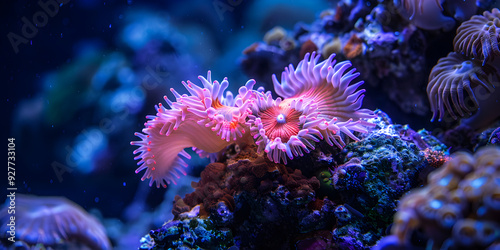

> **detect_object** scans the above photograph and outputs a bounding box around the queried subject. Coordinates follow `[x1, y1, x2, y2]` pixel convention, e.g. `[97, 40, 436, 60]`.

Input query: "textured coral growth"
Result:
[390, 147, 500, 249]
[343, 34, 364, 59]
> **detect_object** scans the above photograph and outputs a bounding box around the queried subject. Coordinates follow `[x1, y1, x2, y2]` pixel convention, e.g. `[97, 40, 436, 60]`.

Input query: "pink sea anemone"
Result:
[247, 52, 375, 163]
[0, 194, 111, 249]
[247, 90, 323, 164]
[454, 8, 500, 64]
[133, 53, 375, 186]
[131, 71, 255, 188]
[426, 52, 497, 121]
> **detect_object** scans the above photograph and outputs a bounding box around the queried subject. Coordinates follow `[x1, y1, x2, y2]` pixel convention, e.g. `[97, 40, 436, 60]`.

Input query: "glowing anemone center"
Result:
[260, 105, 301, 143]
[276, 113, 286, 123]
[453, 61, 473, 74]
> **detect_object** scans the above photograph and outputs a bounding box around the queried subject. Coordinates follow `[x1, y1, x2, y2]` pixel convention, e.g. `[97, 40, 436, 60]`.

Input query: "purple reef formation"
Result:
[241, 0, 499, 122]
[131, 2, 500, 250]
[138, 110, 450, 249]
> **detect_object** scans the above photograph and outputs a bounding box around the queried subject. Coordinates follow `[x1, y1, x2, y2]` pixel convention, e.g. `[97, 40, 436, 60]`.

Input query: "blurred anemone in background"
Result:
[0, 194, 111, 249]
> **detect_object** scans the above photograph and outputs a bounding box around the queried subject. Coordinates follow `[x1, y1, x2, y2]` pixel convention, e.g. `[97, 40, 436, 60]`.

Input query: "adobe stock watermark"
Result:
[7, 0, 70, 54]
[213, 0, 243, 21]
[51, 64, 170, 183]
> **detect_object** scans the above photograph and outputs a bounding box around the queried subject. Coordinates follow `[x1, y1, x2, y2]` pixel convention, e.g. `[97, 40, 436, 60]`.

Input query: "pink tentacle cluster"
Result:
[247, 52, 375, 163]
[132, 52, 375, 187]
[247, 90, 323, 164]
[131, 71, 256, 188]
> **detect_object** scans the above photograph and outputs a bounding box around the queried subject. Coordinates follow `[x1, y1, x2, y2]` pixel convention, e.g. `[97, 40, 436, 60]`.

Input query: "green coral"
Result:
[324, 111, 448, 248]
[140, 216, 234, 250]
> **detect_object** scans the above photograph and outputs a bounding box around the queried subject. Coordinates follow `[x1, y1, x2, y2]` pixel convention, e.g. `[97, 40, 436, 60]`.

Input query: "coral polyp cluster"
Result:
[132, 52, 375, 187]
[381, 147, 500, 249]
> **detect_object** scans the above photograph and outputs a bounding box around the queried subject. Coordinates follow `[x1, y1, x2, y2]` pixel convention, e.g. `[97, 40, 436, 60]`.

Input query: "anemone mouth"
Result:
[259, 104, 302, 143]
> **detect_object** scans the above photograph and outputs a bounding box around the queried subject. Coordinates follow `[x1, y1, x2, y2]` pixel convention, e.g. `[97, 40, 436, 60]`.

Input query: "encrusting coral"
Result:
[376, 146, 500, 249]
[343, 34, 364, 59]
[132, 52, 375, 188]
[140, 211, 234, 250]
[140, 110, 449, 249]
